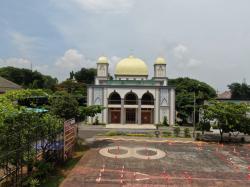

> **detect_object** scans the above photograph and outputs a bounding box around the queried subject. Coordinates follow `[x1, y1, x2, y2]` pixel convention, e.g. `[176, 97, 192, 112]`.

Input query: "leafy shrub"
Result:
[126, 133, 153, 137]
[162, 116, 169, 126]
[195, 132, 201, 141]
[211, 124, 218, 129]
[198, 122, 211, 131]
[49, 92, 79, 119]
[184, 128, 191, 138]
[105, 131, 125, 136]
[23, 177, 40, 187]
[33, 161, 54, 180]
[173, 127, 181, 137]
[162, 131, 172, 137]
[94, 116, 99, 125]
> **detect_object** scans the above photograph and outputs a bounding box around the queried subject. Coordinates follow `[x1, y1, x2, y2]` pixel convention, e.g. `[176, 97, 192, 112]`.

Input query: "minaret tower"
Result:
[95, 56, 109, 85]
[154, 57, 167, 85]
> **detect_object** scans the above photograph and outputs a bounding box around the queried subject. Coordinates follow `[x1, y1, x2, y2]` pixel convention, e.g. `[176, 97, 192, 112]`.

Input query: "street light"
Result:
[193, 92, 196, 138]
[193, 84, 201, 138]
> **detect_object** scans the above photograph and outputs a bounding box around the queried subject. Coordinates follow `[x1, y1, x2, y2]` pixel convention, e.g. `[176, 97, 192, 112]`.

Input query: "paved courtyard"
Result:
[61, 139, 250, 187]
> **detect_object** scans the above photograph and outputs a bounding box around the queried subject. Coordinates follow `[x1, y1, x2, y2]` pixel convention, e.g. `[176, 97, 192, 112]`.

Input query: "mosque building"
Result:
[87, 55, 175, 128]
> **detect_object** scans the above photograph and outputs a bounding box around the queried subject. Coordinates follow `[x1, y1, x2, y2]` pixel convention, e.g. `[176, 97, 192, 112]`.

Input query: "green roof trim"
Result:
[107, 80, 156, 86]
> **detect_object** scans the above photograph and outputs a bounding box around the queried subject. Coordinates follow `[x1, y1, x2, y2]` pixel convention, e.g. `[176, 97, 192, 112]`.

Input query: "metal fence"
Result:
[0, 123, 64, 187]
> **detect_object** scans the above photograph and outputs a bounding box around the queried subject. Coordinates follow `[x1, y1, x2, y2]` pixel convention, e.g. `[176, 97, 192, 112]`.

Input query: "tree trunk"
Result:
[219, 129, 223, 142]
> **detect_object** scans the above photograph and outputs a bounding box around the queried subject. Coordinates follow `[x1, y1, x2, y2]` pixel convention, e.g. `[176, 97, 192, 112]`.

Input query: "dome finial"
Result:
[155, 57, 166, 64]
[129, 48, 134, 58]
[97, 56, 108, 64]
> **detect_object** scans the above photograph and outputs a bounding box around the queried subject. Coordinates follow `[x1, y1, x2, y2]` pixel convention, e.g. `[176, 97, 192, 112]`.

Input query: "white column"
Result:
[121, 99, 125, 124]
[138, 99, 141, 124]
[103, 88, 108, 124]
[170, 89, 176, 126]
[88, 88, 93, 124]
[154, 89, 159, 124]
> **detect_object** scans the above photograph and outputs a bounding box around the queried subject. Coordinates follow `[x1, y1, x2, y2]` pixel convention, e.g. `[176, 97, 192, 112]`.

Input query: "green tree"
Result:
[0, 110, 62, 175]
[74, 68, 97, 84]
[78, 105, 104, 122]
[56, 79, 86, 96]
[169, 77, 216, 124]
[203, 101, 250, 142]
[0, 66, 58, 90]
[0, 89, 63, 178]
[49, 92, 79, 119]
[228, 82, 250, 100]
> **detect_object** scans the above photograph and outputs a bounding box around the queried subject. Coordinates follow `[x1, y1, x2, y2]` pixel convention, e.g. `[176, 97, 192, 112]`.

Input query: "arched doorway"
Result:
[108, 92, 121, 124]
[141, 92, 154, 124]
[125, 92, 138, 124]
[108, 91, 121, 104]
[124, 92, 138, 105]
[141, 92, 154, 105]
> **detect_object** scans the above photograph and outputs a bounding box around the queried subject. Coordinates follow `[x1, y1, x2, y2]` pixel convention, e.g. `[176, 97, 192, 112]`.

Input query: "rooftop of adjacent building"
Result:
[0, 76, 22, 93]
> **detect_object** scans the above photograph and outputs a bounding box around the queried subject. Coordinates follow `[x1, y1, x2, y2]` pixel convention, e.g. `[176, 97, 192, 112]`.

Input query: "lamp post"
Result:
[193, 92, 196, 138]
[193, 84, 201, 138]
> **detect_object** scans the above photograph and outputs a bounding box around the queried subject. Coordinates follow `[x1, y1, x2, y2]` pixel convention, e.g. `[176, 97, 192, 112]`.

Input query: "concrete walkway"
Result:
[106, 124, 156, 129]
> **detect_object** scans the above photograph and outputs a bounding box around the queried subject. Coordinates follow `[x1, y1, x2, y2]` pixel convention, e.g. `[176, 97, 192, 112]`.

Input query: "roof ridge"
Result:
[0, 76, 22, 89]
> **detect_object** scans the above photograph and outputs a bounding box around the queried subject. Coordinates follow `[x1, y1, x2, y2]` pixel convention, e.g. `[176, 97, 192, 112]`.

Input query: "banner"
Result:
[63, 118, 77, 161]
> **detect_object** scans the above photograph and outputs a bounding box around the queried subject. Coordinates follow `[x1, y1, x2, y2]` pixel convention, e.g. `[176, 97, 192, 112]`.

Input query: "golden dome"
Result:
[115, 56, 148, 76]
[155, 57, 166, 65]
[97, 56, 108, 64]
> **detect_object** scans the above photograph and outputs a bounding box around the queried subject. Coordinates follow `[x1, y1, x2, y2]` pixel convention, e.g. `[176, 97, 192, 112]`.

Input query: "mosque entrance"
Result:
[109, 108, 121, 124]
[126, 108, 136, 124]
[141, 108, 154, 124]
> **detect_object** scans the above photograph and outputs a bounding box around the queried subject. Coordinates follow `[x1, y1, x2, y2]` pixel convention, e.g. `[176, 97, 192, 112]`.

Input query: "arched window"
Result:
[125, 92, 138, 105]
[141, 92, 154, 105]
[108, 91, 121, 104]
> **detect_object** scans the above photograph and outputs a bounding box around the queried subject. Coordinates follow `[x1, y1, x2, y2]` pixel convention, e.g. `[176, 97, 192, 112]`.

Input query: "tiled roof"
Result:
[217, 91, 232, 99]
[0, 76, 22, 92]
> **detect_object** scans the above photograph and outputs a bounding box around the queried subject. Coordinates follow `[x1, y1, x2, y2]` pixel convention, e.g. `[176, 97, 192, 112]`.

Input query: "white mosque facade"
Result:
[87, 56, 175, 126]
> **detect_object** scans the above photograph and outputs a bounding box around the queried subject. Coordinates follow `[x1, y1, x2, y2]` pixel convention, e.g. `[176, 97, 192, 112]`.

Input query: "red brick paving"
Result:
[60, 140, 250, 187]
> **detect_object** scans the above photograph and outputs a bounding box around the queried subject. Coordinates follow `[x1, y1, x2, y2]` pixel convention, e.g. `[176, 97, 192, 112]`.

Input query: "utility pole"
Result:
[30, 61, 33, 72]
[193, 84, 201, 138]
[193, 92, 196, 138]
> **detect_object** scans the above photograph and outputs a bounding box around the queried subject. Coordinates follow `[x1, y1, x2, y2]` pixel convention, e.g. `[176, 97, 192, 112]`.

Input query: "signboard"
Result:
[63, 118, 77, 161]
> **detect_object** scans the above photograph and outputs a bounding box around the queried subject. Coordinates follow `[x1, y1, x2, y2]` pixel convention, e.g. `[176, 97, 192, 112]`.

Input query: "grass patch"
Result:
[39, 139, 88, 187]
[105, 131, 126, 136]
[126, 133, 153, 137]
[162, 131, 172, 137]
[104, 131, 154, 137]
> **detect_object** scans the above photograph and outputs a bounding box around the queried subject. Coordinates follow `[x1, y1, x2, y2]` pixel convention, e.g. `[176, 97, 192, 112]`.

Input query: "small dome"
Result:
[115, 56, 148, 76]
[97, 56, 108, 64]
[155, 57, 166, 65]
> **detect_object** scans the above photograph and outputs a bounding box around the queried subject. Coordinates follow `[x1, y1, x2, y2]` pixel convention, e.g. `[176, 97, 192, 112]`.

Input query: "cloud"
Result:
[9, 31, 41, 57]
[56, 0, 134, 13]
[173, 44, 188, 60]
[0, 58, 31, 69]
[186, 58, 201, 68]
[55, 49, 122, 78]
[55, 49, 97, 70]
[173, 44, 202, 68]
[56, 49, 84, 69]
[109, 56, 121, 75]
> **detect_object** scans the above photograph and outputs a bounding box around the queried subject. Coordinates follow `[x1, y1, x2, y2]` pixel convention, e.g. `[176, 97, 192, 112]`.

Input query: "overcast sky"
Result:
[1, 0, 250, 91]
